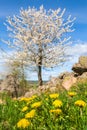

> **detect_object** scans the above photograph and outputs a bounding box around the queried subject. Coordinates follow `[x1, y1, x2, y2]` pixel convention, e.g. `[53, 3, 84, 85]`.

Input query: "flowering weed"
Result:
[0, 87, 87, 130]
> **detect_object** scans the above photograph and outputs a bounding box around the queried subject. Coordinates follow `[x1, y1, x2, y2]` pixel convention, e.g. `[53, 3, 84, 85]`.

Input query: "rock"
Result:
[24, 89, 37, 97]
[78, 72, 87, 79]
[38, 85, 49, 92]
[59, 72, 74, 79]
[72, 56, 87, 75]
[49, 87, 58, 92]
[45, 72, 75, 91]
[62, 76, 77, 90]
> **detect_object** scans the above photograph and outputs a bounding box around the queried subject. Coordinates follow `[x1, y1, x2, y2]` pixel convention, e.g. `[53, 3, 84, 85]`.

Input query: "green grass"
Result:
[0, 83, 87, 130]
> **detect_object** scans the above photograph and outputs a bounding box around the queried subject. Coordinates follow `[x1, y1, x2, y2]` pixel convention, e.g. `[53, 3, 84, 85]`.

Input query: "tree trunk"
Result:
[38, 65, 43, 86]
[38, 44, 43, 86]
[14, 82, 18, 98]
[12, 76, 18, 98]
[21, 60, 26, 89]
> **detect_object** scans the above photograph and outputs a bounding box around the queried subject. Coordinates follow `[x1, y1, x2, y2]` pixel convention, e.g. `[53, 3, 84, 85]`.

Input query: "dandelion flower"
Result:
[50, 109, 62, 115]
[20, 96, 37, 102]
[31, 95, 37, 100]
[53, 100, 62, 108]
[22, 106, 28, 112]
[45, 98, 48, 101]
[0, 99, 5, 104]
[31, 101, 42, 108]
[49, 93, 59, 99]
[17, 118, 30, 128]
[27, 101, 31, 105]
[68, 92, 77, 97]
[20, 97, 30, 102]
[25, 109, 36, 118]
[75, 100, 86, 107]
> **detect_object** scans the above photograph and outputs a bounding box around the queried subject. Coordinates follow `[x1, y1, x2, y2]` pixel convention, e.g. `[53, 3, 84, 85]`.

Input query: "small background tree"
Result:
[3, 5, 75, 86]
[5, 51, 29, 96]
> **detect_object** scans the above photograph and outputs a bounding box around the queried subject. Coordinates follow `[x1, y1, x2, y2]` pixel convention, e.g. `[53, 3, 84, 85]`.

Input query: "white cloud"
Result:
[68, 42, 87, 56]
[66, 41, 87, 64]
[63, 41, 87, 68]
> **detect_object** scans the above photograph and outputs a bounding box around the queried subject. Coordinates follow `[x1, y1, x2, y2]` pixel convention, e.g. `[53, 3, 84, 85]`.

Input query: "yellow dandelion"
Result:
[0, 99, 5, 104]
[27, 101, 31, 105]
[17, 118, 30, 128]
[20, 95, 37, 102]
[22, 106, 28, 112]
[49, 93, 59, 99]
[49, 109, 62, 115]
[19, 97, 29, 102]
[25, 109, 36, 118]
[75, 100, 86, 107]
[68, 92, 77, 97]
[45, 98, 48, 101]
[31, 101, 42, 108]
[53, 100, 62, 108]
[31, 95, 37, 100]
[19, 97, 25, 101]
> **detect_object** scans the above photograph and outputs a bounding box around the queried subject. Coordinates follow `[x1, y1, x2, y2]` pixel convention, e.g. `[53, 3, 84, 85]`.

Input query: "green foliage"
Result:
[0, 84, 87, 130]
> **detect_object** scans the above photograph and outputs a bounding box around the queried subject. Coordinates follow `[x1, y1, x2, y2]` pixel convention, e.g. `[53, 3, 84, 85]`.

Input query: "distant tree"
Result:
[4, 5, 75, 86]
[6, 51, 28, 85]
[4, 51, 29, 97]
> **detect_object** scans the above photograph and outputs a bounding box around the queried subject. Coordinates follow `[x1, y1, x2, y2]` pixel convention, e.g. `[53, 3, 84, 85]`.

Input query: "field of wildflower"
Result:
[0, 83, 87, 130]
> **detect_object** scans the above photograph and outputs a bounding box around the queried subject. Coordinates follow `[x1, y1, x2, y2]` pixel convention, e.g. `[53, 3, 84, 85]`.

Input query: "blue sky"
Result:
[0, 0, 87, 80]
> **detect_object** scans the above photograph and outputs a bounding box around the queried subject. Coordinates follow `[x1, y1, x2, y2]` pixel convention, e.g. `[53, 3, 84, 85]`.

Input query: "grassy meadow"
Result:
[0, 82, 87, 130]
